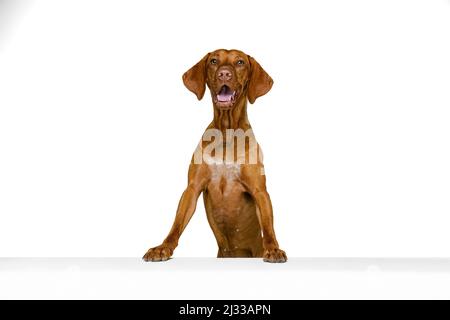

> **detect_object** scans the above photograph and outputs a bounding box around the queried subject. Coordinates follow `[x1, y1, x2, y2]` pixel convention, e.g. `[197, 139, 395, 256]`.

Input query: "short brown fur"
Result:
[143, 49, 286, 263]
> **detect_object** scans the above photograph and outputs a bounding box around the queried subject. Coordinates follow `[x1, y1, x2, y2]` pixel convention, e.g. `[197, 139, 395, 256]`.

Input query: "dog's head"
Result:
[182, 49, 273, 109]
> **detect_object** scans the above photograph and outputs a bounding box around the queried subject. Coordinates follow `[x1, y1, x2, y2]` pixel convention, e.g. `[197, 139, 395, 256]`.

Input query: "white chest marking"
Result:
[209, 162, 241, 182]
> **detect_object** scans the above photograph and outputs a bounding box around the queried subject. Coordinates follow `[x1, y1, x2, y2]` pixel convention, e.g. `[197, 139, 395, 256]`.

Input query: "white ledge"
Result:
[1, 258, 450, 299]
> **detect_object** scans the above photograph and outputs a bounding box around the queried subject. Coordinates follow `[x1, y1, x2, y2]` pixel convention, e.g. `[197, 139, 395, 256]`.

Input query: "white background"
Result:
[1, 0, 450, 258]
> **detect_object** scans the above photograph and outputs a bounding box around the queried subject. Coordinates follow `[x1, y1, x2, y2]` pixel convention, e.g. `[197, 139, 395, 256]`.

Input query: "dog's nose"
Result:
[217, 67, 233, 81]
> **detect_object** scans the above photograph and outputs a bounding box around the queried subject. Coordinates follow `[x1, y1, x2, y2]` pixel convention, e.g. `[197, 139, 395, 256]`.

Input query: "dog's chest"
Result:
[207, 162, 244, 197]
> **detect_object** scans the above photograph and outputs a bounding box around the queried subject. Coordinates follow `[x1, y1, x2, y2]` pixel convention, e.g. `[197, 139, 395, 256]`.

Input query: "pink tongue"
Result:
[217, 86, 233, 102]
[217, 93, 232, 102]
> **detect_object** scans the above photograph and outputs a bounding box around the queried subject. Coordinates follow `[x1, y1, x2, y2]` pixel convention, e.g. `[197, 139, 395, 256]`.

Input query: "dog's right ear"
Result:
[182, 53, 209, 100]
[247, 56, 273, 104]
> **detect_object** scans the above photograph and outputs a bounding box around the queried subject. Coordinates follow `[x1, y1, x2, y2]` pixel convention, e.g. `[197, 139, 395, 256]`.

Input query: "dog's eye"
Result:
[210, 59, 218, 65]
[237, 60, 245, 65]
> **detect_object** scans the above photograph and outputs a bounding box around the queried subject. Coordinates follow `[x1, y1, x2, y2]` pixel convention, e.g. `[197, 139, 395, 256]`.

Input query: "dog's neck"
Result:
[211, 96, 251, 131]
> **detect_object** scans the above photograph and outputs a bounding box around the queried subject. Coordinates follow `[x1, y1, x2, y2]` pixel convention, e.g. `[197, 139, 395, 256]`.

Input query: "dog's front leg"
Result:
[143, 164, 208, 262]
[253, 190, 287, 263]
[242, 165, 287, 263]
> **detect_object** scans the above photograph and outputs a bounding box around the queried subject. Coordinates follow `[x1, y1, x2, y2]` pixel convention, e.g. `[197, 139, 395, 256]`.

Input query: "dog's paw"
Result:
[142, 244, 174, 262]
[263, 248, 287, 263]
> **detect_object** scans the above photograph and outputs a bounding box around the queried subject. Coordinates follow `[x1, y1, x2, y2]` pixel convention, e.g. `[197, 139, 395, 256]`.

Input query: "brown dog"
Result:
[143, 49, 287, 263]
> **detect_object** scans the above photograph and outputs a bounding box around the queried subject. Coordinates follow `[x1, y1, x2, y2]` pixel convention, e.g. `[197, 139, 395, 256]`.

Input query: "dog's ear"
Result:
[247, 56, 273, 104]
[182, 53, 209, 100]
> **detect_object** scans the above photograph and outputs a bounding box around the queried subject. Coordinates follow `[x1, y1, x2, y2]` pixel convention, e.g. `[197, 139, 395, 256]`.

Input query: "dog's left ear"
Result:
[247, 56, 273, 104]
[182, 53, 209, 100]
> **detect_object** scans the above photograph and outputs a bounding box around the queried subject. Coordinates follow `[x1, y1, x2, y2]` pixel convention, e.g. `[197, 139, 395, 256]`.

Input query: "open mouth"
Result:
[214, 85, 236, 108]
